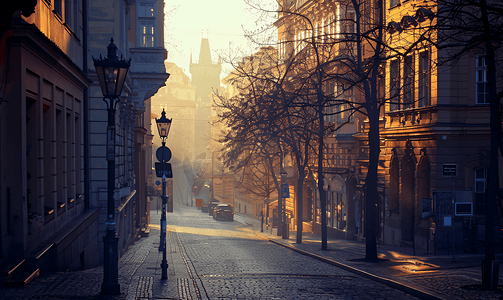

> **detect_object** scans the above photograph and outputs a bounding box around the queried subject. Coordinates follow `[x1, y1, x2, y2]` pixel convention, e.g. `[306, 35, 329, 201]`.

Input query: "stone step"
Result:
[2, 259, 40, 287]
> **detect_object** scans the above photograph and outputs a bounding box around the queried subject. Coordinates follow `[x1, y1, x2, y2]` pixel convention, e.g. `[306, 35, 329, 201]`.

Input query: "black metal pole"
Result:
[160, 139, 168, 279]
[159, 140, 165, 251]
[101, 103, 120, 295]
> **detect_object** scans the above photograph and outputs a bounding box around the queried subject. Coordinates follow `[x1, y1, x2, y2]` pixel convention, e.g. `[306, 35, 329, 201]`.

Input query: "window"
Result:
[54, 0, 62, 17]
[418, 51, 430, 107]
[342, 87, 354, 122]
[390, 0, 399, 8]
[330, 83, 354, 123]
[65, 0, 72, 28]
[139, 3, 155, 18]
[141, 21, 155, 47]
[278, 38, 286, 61]
[403, 55, 414, 109]
[343, 11, 356, 35]
[476, 56, 489, 104]
[373, 0, 381, 25]
[324, 81, 337, 123]
[389, 59, 400, 111]
[474, 168, 486, 215]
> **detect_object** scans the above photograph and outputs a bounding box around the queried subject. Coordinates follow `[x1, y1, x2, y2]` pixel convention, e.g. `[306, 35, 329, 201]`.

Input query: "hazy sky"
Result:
[164, 0, 276, 79]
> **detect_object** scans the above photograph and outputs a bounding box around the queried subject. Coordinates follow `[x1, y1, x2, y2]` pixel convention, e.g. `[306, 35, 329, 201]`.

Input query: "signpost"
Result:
[155, 109, 172, 280]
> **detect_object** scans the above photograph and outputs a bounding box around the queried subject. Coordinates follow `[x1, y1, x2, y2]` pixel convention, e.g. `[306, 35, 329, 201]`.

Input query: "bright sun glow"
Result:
[165, 0, 277, 78]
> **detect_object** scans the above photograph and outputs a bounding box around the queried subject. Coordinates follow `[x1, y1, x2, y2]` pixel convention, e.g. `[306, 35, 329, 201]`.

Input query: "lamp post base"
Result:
[101, 229, 120, 295]
[161, 259, 168, 279]
[101, 281, 120, 295]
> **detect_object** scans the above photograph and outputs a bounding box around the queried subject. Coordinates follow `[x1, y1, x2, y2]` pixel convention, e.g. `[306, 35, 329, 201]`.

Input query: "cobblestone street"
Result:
[1, 204, 503, 299]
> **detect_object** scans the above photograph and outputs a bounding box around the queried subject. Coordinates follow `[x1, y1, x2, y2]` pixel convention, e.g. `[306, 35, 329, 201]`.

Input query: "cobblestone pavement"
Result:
[239, 215, 503, 300]
[1, 204, 501, 300]
[167, 205, 418, 300]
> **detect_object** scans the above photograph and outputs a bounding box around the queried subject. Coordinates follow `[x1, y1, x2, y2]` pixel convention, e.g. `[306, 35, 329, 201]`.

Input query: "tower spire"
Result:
[198, 38, 212, 65]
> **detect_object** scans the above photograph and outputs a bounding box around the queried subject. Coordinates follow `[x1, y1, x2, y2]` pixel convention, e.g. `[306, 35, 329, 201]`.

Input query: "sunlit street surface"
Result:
[158, 205, 418, 299]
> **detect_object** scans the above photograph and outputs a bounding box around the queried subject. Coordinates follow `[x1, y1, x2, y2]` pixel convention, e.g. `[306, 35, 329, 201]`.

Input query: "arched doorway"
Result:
[400, 154, 415, 242]
[390, 150, 399, 212]
[325, 175, 346, 231]
[417, 151, 431, 220]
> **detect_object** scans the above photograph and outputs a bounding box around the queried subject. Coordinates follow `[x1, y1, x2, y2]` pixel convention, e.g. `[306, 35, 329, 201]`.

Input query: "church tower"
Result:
[189, 38, 221, 162]
[189, 38, 222, 105]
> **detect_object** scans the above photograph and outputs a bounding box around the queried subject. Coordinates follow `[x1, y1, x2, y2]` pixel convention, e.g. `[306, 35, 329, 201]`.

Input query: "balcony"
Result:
[385, 106, 435, 129]
[129, 47, 170, 107]
[129, 47, 167, 73]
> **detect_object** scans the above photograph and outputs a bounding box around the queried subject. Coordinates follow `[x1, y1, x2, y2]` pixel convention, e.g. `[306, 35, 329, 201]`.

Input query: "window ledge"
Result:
[52, 10, 63, 24]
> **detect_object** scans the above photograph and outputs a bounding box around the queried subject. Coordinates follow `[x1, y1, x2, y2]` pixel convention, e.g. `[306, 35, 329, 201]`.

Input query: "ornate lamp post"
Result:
[155, 109, 172, 279]
[93, 38, 131, 295]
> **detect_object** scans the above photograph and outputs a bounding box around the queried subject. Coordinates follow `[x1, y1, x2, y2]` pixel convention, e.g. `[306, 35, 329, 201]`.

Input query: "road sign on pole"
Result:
[155, 162, 172, 178]
[281, 183, 290, 198]
[156, 146, 172, 162]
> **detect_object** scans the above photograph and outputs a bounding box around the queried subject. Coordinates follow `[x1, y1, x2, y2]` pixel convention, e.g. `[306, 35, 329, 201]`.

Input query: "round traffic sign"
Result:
[156, 146, 172, 162]
[155, 181, 160, 185]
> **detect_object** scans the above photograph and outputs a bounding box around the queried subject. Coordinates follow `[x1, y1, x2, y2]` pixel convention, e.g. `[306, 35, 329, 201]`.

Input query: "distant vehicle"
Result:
[213, 204, 234, 221]
[208, 200, 220, 216]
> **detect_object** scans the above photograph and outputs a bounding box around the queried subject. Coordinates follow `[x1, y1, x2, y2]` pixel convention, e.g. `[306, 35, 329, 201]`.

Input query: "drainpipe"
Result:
[83, 0, 90, 210]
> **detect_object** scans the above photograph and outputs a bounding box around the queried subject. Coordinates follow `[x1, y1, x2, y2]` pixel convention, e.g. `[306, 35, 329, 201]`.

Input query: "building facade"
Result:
[87, 0, 169, 261]
[381, 0, 498, 254]
[273, 0, 502, 255]
[0, 0, 97, 282]
[0, 0, 169, 283]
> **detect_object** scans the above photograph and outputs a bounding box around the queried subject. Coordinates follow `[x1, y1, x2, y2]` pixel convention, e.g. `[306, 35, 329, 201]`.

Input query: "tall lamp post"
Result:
[93, 38, 131, 295]
[155, 109, 172, 279]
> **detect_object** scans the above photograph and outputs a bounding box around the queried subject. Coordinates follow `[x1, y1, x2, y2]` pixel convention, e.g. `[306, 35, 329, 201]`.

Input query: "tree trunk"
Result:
[365, 101, 380, 262]
[319, 102, 327, 250]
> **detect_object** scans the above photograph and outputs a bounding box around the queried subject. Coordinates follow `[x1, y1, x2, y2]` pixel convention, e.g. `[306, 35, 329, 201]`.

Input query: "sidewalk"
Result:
[0, 210, 190, 300]
[237, 214, 503, 300]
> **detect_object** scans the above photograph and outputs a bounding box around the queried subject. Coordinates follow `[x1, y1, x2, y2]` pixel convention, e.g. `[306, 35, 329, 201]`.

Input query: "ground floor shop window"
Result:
[327, 191, 346, 230]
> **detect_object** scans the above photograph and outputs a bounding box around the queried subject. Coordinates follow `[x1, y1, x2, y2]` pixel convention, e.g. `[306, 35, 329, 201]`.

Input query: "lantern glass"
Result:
[155, 109, 172, 139]
[92, 38, 131, 99]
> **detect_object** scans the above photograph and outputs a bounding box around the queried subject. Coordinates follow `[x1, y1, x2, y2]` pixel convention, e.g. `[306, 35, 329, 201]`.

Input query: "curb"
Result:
[263, 237, 450, 300]
[239, 215, 451, 300]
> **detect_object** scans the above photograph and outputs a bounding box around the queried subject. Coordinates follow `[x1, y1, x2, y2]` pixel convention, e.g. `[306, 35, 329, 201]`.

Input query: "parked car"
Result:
[208, 200, 220, 215]
[213, 204, 234, 221]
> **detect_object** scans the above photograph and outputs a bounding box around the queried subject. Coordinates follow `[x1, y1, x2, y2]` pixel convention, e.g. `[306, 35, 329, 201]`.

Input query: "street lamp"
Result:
[156, 109, 172, 140]
[93, 38, 131, 295]
[155, 108, 172, 280]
